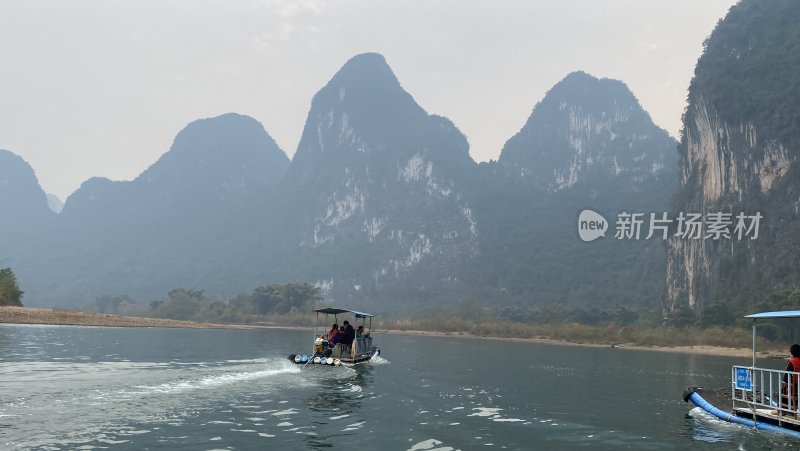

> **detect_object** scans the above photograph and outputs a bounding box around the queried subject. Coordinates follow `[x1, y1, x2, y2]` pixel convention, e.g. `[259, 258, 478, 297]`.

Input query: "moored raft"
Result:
[683, 310, 800, 439]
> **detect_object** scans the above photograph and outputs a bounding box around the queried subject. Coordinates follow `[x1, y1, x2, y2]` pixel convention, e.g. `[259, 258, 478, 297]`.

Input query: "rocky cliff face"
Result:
[665, 99, 792, 310]
[277, 53, 480, 307]
[664, 0, 800, 314]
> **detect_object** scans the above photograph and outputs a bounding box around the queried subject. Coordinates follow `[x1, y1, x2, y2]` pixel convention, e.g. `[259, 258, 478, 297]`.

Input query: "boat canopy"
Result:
[744, 310, 800, 319]
[314, 307, 374, 318]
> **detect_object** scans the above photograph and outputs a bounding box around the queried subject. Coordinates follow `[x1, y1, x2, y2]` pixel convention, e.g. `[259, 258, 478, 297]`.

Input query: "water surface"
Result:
[0, 324, 796, 450]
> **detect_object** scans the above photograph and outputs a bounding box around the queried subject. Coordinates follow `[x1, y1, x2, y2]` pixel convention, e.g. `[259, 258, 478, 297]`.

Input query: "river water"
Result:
[0, 324, 797, 450]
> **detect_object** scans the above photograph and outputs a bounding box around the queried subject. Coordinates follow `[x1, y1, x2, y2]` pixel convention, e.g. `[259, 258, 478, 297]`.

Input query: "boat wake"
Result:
[369, 355, 390, 365]
[128, 359, 301, 395]
[0, 357, 307, 449]
[687, 407, 746, 442]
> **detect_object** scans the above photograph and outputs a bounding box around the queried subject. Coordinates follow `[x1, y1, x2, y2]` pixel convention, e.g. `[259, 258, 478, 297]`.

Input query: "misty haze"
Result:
[3, 0, 800, 449]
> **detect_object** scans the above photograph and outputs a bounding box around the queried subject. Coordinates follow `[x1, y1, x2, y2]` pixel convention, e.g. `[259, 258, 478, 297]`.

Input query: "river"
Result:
[0, 324, 796, 450]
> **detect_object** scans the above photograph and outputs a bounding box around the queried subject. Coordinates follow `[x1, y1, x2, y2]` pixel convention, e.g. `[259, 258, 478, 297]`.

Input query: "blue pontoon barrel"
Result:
[685, 389, 800, 439]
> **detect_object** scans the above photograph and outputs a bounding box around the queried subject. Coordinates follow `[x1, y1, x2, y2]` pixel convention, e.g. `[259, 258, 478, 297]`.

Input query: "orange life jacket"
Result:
[789, 357, 800, 391]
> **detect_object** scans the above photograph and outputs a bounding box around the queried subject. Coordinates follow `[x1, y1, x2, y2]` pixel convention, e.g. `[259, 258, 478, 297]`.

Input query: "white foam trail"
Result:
[131, 365, 300, 395]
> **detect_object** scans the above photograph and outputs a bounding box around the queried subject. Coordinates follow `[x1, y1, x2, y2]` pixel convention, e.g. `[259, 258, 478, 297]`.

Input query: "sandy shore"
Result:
[0, 306, 279, 331]
[1, 306, 782, 358]
[376, 329, 782, 358]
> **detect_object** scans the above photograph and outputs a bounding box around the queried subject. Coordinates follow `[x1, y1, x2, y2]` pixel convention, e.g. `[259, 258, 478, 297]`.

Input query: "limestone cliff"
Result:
[665, 0, 800, 314]
[276, 53, 480, 308]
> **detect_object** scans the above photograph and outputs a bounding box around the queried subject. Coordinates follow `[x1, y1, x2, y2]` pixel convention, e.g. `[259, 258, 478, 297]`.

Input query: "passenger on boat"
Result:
[340, 321, 355, 357]
[314, 336, 326, 355]
[778, 343, 800, 413]
[783, 344, 800, 381]
[343, 321, 355, 347]
[326, 327, 343, 356]
[343, 321, 354, 338]
[329, 329, 341, 348]
[328, 324, 339, 342]
[356, 325, 367, 339]
[354, 326, 369, 355]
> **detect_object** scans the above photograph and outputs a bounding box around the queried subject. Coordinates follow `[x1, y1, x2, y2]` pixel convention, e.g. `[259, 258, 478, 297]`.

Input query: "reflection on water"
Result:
[0, 326, 9, 349]
[302, 365, 375, 449]
[305, 365, 372, 415]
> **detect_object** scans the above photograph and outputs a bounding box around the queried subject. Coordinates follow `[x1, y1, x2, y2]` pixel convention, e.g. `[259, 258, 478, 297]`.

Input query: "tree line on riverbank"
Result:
[74, 281, 800, 349]
[89, 282, 323, 326]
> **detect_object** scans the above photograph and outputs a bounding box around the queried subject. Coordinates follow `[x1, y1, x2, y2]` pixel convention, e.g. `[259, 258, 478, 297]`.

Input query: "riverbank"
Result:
[0, 306, 282, 331]
[0, 306, 782, 358]
[377, 328, 782, 358]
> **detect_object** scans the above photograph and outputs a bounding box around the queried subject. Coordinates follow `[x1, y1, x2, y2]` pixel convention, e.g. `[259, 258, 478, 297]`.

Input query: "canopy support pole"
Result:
[752, 319, 757, 369]
[752, 318, 758, 428]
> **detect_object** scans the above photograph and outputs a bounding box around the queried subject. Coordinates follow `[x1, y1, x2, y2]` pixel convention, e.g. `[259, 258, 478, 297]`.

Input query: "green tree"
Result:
[246, 282, 321, 315]
[699, 302, 736, 327]
[669, 304, 697, 328]
[754, 290, 800, 342]
[150, 288, 207, 320]
[0, 267, 23, 306]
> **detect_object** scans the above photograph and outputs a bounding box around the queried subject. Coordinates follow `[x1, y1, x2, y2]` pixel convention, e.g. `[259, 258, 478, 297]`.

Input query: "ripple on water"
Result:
[342, 421, 364, 431]
[408, 438, 460, 451]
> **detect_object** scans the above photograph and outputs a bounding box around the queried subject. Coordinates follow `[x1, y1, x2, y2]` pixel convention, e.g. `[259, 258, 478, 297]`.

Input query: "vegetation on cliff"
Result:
[689, 0, 800, 148]
[669, 0, 800, 316]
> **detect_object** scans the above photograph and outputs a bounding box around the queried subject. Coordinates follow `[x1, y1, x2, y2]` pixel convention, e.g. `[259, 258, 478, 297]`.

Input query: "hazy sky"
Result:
[0, 0, 736, 200]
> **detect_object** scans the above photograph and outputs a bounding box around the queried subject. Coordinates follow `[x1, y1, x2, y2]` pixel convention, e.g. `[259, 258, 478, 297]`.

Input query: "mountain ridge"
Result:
[3, 55, 679, 315]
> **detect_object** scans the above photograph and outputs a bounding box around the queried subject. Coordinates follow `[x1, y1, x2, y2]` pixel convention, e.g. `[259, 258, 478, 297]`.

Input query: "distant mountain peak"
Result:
[498, 71, 675, 191]
[135, 113, 288, 192]
[0, 149, 53, 222]
[310, 52, 423, 120]
[289, 53, 434, 180]
[544, 70, 638, 112]
[167, 113, 281, 159]
[61, 113, 290, 222]
[329, 53, 398, 86]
